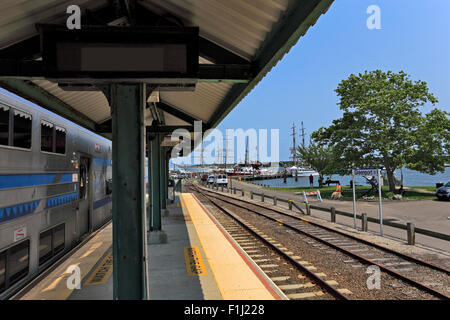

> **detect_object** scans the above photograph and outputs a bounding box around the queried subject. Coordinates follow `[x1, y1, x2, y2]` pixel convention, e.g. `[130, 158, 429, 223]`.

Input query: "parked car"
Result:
[436, 182, 450, 200]
[201, 174, 209, 182]
[207, 175, 215, 184]
[215, 174, 228, 186]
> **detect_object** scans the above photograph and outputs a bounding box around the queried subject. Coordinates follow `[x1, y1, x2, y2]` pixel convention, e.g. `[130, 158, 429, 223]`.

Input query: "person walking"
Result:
[309, 174, 314, 187]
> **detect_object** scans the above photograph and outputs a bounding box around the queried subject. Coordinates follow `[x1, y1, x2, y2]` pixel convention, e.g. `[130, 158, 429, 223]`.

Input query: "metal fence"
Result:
[200, 181, 449, 245]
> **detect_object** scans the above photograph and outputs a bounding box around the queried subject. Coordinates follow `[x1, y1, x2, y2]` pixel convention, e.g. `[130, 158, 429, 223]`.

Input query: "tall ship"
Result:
[289, 122, 319, 177]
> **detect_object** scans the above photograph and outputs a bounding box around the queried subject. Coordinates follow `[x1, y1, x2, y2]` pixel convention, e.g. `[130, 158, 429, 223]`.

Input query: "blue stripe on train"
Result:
[44, 192, 78, 209]
[0, 200, 41, 223]
[0, 173, 73, 190]
[93, 158, 112, 166]
[0, 194, 111, 224]
[93, 196, 112, 210]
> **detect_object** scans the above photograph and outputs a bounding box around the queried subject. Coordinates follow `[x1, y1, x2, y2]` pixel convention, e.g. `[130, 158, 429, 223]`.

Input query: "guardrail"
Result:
[199, 181, 449, 245]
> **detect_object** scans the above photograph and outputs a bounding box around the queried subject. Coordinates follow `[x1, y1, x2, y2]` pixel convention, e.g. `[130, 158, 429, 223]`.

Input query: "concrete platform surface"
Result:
[16, 191, 285, 300]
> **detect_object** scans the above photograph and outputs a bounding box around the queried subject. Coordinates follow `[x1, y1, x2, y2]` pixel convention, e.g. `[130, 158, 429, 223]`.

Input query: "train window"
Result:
[13, 110, 32, 149]
[0, 105, 9, 146]
[0, 251, 5, 293]
[39, 224, 65, 266]
[39, 229, 52, 266]
[53, 224, 65, 254]
[8, 240, 29, 286]
[41, 120, 54, 152]
[55, 126, 66, 154]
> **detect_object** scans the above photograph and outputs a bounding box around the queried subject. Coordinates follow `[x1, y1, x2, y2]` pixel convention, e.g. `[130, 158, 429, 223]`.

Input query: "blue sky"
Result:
[212, 0, 450, 162]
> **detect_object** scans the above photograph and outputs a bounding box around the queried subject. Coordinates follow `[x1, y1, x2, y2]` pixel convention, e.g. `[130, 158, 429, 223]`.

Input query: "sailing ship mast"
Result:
[301, 121, 305, 148]
[244, 136, 249, 166]
[290, 122, 297, 166]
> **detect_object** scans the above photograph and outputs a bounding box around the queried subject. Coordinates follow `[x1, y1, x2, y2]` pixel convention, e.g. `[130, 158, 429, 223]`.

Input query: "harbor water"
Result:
[252, 167, 450, 188]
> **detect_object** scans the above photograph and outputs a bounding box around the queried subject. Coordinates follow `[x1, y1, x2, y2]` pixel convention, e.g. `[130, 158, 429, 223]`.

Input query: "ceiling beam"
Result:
[156, 101, 211, 130]
[198, 37, 249, 65]
[0, 36, 41, 60]
[146, 125, 195, 133]
[0, 60, 253, 84]
[198, 64, 254, 83]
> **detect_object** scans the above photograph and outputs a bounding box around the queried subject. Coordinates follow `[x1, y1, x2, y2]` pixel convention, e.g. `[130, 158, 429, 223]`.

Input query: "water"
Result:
[253, 167, 450, 188]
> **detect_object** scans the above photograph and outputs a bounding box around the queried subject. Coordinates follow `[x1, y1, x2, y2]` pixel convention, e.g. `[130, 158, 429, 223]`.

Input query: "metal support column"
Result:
[111, 83, 147, 300]
[165, 150, 170, 202]
[160, 146, 167, 211]
[150, 134, 162, 230]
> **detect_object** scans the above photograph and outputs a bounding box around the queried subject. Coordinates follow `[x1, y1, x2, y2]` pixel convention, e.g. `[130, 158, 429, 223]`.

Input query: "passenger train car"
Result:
[0, 91, 112, 299]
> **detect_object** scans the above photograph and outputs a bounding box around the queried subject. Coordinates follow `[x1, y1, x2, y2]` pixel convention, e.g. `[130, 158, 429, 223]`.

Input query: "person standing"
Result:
[309, 174, 314, 187]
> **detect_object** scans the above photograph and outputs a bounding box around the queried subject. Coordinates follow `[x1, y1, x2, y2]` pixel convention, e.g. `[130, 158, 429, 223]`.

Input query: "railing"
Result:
[199, 181, 449, 245]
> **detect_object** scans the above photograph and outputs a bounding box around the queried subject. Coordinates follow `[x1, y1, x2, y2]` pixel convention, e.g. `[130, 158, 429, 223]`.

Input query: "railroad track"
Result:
[189, 186, 349, 300]
[190, 183, 450, 300]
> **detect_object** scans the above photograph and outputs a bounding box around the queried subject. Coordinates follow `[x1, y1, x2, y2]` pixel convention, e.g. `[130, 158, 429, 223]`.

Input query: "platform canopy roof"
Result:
[0, 0, 333, 145]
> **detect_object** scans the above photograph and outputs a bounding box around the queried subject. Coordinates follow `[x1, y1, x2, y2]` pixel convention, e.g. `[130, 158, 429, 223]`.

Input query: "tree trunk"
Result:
[383, 155, 396, 192]
[386, 168, 396, 192]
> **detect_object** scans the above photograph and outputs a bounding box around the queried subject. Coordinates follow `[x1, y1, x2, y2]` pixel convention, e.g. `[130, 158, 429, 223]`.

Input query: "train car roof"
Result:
[0, 0, 333, 151]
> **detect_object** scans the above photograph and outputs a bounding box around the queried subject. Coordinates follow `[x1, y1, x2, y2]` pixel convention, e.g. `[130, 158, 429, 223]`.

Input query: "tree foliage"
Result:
[311, 70, 450, 191]
[296, 142, 337, 177]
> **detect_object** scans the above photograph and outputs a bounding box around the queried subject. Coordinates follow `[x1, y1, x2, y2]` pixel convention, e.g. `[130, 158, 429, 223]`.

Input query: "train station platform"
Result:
[15, 192, 285, 300]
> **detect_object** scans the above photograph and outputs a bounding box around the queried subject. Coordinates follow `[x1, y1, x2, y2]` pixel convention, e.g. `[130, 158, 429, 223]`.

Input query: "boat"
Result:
[289, 166, 319, 177]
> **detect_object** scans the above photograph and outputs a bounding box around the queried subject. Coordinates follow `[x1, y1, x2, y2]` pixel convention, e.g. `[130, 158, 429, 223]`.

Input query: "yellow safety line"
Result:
[181, 193, 277, 300]
[83, 251, 113, 286]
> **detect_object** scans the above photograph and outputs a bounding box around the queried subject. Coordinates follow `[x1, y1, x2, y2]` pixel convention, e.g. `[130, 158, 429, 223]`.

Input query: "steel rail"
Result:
[191, 185, 349, 300]
[198, 184, 450, 276]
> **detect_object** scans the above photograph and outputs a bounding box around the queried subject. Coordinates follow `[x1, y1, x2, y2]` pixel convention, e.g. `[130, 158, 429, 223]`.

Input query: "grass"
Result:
[267, 185, 437, 201]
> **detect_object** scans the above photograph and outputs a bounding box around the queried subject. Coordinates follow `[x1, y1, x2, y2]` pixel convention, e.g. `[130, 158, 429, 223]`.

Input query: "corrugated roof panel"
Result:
[0, 0, 108, 49]
[161, 82, 234, 122]
[0, 0, 333, 135]
[141, 0, 293, 60]
[32, 80, 110, 123]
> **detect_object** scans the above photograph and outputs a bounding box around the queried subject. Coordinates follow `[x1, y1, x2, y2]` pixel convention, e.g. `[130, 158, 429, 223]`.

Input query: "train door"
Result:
[78, 156, 92, 237]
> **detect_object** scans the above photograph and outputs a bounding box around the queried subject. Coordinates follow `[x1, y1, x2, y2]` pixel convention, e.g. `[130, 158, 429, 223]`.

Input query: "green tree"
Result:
[296, 142, 337, 187]
[312, 70, 450, 192]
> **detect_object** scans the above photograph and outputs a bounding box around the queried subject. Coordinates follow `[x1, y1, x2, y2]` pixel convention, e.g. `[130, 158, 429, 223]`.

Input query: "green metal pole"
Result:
[165, 150, 170, 202]
[160, 146, 167, 210]
[111, 83, 146, 300]
[150, 134, 161, 230]
[146, 135, 151, 232]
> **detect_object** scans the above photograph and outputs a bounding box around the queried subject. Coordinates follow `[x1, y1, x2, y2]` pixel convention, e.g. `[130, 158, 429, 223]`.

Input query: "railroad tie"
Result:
[271, 276, 290, 282]
[260, 264, 279, 268]
[279, 283, 315, 290]
[286, 291, 324, 299]
[337, 289, 353, 295]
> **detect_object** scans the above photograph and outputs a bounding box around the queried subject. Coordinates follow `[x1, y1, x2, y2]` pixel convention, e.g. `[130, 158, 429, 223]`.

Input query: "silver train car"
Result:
[0, 91, 112, 299]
